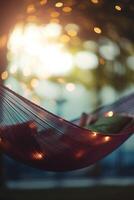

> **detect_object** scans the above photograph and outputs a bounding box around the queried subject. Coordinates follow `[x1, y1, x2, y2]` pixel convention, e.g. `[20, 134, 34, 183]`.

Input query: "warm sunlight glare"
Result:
[8, 23, 73, 78]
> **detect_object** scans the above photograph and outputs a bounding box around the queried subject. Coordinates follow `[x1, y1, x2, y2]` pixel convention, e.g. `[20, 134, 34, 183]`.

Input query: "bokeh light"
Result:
[39, 0, 47, 6]
[1, 71, 8, 80]
[75, 51, 98, 70]
[62, 6, 72, 13]
[115, 5, 122, 11]
[127, 56, 134, 70]
[99, 39, 120, 61]
[55, 2, 64, 8]
[104, 111, 114, 117]
[94, 27, 102, 34]
[65, 83, 76, 92]
[90, 0, 99, 4]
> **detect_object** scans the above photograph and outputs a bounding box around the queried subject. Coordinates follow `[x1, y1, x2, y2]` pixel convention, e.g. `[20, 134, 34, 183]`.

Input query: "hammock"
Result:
[0, 84, 134, 171]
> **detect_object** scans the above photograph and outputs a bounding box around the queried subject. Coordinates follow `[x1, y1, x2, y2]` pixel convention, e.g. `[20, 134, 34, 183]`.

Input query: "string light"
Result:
[55, 2, 63, 8]
[92, 131, 98, 137]
[32, 152, 44, 160]
[115, 5, 122, 11]
[104, 136, 111, 142]
[94, 26, 102, 34]
[105, 111, 114, 117]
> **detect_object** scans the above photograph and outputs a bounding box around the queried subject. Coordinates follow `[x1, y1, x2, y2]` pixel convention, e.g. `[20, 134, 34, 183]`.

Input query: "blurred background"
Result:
[0, 0, 134, 199]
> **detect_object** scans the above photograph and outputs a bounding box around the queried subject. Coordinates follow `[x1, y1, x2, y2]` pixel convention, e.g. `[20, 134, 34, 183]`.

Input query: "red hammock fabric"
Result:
[0, 84, 134, 171]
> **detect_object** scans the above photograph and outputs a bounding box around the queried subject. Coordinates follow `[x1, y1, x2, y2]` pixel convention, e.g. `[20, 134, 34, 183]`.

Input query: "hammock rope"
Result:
[0, 84, 134, 171]
[0, 87, 62, 132]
